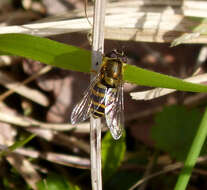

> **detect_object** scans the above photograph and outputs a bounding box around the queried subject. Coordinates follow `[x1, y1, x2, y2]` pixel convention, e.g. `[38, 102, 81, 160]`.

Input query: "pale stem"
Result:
[90, 0, 107, 190]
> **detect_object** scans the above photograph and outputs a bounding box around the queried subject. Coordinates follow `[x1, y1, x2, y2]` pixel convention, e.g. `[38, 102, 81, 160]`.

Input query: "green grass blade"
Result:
[0, 33, 91, 73]
[123, 64, 207, 93]
[174, 107, 207, 190]
[0, 134, 36, 157]
[1, 33, 207, 93]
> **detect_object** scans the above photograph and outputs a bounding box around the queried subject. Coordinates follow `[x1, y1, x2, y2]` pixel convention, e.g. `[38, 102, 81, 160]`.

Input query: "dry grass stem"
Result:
[0, 65, 51, 103]
[7, 153, 41, 190]
[129, 155, 207, 190]
[139, 155, 156, 190]
[126, 93, 207, 122]
[0, 1, 207, 43]
[90, 0, 106, 189]
[0, 145, 90, 169]
[0, 111, 91, 132]
[27, 128, 90, 154]
[39, 0, 207, 20]
[0, 71, 49, 106]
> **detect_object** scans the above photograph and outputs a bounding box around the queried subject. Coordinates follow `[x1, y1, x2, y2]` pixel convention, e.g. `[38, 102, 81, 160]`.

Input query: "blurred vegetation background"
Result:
[1, 0, 207, 190]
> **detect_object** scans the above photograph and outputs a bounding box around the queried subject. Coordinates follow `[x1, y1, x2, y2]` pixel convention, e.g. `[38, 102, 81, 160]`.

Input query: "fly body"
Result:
[91, 57, 122, 118]
[71, 50, 127, 139]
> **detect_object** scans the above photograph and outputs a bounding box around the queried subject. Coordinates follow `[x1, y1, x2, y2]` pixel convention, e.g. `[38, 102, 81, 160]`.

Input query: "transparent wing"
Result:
[105, 82, 124, 140]
[71, 73, 101, 124]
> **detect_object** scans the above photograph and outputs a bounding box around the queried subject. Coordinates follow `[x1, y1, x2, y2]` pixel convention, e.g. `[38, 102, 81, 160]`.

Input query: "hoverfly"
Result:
[71, 50, 127, 140]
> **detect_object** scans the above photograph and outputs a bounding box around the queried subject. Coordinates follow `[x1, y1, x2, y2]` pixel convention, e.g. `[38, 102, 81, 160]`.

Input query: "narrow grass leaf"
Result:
[174, 107, 207, 190]
[123, 64, 207, 93]
[1, 34, 207, 93]
[0, 33, 91, 73]
[0, 134, 36, 157]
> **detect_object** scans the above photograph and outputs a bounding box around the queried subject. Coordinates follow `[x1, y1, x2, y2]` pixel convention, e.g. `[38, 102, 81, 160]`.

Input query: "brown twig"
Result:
[0, 111, 92, 132]
[7, 153, 41, 190]
[27, 127, 90, 154]
[0, 65, 51, 106]
[129, 155, 207, 190]
[139, 153, 157, 190]
[0, 144, 90, 169]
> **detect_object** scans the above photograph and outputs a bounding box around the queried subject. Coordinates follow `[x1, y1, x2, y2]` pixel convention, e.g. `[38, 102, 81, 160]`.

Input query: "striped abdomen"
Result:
[90, 60, 120, 118]
[91, 78, 118, 118]
[91, 82, 107, 118]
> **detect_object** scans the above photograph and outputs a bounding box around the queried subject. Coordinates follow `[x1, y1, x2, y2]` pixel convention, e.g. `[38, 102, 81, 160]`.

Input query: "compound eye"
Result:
[122, 56, 127, 63]
[105, 50, 118, 59]
[110, 52, 117, 58]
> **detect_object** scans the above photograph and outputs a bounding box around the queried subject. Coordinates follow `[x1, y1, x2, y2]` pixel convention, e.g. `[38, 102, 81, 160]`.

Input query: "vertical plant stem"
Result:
[174, 107, 207, 190]
[90, 118, 102, 190]
[90, 0, 106, 189]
